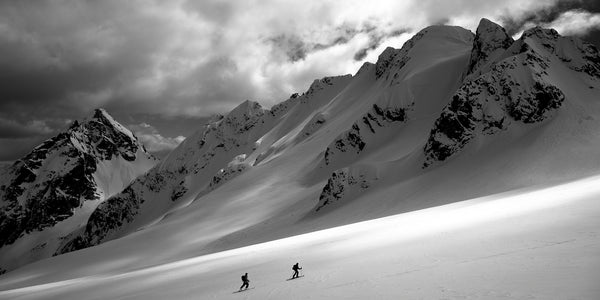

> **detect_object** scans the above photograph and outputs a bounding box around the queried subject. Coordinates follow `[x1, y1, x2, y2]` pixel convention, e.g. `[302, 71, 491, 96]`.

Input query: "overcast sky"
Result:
[1, 0, 600, 161]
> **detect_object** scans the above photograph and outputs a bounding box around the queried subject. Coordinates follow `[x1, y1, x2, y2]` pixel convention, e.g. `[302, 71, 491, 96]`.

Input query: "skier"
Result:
[292, 262, 302, 279]
[239, 273, 250, 291]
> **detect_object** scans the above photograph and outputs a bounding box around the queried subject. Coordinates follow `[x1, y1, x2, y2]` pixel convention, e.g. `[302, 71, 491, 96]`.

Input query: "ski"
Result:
[233, 287, 255, 293]
[286, 275, 304, 281]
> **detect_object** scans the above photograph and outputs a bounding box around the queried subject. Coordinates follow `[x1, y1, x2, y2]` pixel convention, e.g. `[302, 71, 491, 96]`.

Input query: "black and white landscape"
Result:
[1, 2, 600, 299]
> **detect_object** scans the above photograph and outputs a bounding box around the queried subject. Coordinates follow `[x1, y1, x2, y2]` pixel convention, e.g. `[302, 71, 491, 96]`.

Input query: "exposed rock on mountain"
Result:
[423, 24, 599, 167]
[7, 19, 600, 282]
[316, 165, 378, 211]
[0, 109, 156, 271]
[466, 18, 514, 77]
[324, 103, 412, 166]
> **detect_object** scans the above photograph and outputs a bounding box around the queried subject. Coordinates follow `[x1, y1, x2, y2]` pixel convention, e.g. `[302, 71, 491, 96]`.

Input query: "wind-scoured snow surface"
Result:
[1, 176, 599, 299]
[1, 19, 600, 299]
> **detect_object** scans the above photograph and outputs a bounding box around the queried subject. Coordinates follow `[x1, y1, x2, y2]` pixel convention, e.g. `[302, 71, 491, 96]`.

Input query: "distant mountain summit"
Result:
[0, 108, 157, 272]
[3, 19, 600, 278]
[58, 20, 600, 260]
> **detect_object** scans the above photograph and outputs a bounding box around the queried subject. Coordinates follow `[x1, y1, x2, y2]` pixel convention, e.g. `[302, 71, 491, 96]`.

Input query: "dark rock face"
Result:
[207, 156, 248, 192]
[522, 27, 600, 80]
[467, 18, 514, 76]
[324, 103, 411, 165]
[315, 167, 376, 211]
[87, 109, 140, 161]
[423, 26, 575, 167]
[58, 184, 142, 254]
[374, 30, 425, 79]
[0, 109, 149, 247]
[316, 170, 348, 211]
[507, 81, 565, 123]
[59, 103, 271, 254]
[58, 74, 359, 254]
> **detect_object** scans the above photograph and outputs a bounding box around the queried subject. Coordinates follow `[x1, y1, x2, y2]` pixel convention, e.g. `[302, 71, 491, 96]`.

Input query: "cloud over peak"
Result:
[0, 0, 599, 162]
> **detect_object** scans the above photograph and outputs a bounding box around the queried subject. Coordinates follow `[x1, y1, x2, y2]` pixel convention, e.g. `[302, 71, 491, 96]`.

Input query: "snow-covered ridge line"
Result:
[57, 73, 355, 255]
[0, 108, 157, 272]
[424, 23, 600, 167]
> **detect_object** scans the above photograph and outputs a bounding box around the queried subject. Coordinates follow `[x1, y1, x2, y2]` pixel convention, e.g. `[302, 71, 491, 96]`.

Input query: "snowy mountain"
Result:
[1, 19, 600, 299]
[0, 109, 157, 273]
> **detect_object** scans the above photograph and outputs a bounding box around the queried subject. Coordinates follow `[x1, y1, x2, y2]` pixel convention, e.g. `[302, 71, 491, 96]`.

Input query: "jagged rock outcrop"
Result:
[58, 73, 360, 255]
[466, 18, 514, 77]
[324, 103, 412, 166]
[374, 31, 424, 80]
[521, 27, 600, 80]
[0, 109, 156, 271]
[315, 166, 378, 211]
[31, 19, 600, 270]
[299, 113, 327, 138]
[206, 154, 249, 192]
[423, 24, 600, 167]
[59, 101, 270, 254]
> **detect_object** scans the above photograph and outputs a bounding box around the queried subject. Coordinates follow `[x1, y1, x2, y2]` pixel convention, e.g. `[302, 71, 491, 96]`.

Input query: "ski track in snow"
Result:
[1, 174, 600, 299]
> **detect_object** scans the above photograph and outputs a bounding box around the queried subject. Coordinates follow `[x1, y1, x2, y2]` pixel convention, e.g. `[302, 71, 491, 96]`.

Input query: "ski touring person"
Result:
[292, 262, 302, 279]
[240, 273, 250, 291]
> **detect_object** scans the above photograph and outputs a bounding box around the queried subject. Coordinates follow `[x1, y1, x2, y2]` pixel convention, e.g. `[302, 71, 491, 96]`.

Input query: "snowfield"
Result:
[1, 174, 599, 299]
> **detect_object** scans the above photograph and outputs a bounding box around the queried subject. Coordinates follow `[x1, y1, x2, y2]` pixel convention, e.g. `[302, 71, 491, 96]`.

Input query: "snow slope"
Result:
[1, 19, 600, 299]
[1, 175, 599, 299]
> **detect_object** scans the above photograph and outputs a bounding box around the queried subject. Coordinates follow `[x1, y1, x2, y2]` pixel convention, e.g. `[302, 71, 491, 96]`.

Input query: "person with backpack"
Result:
[292, 262, 302, 279]
[239, 273, 250, 290]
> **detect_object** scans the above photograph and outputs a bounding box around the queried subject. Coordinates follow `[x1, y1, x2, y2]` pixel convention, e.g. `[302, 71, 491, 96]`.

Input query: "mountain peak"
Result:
[0, 108, 156, 270]
[521, 26, 560, 41]
[92, 107, 111, 120]
[466, 18, 514, 76]
[375, 25, 473, 79]
[227, 100, 263, 118]
[306, 75, 353, 96]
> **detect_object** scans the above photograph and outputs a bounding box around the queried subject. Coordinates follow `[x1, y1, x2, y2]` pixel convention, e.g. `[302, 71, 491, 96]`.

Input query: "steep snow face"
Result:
[252, 75, 353, 165]
[521, 27, 600, 82]
[375, 25, 474, 82]
[323, 103, 412, 167]
[59, 75, 355, 254]
[0, 109, 157, 272]
[59, 101, 271, 252]
[424, 26, 600, 167]
[206, 154, 249, 193]
[318, 25, 474, 187]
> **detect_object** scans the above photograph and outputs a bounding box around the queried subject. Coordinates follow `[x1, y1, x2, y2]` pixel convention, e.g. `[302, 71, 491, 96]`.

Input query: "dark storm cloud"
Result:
[2, 0, 595, 161]
[0, 138, 53, 161]
[267, 24, 363, 63]
[269, 34, 309, 62]
[0, 118, 51, 139]
[0, 1, 171, 123]
[501, 0, 600, 35]
[354, 29, 408, 61]
[268, 21, 407, 63]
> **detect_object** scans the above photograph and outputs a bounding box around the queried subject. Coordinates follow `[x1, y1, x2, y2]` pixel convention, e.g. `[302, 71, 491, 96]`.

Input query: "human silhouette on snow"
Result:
[292, 263, 302, 278]
[240, 273, 250, 290]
